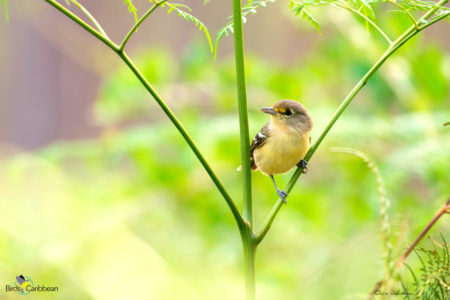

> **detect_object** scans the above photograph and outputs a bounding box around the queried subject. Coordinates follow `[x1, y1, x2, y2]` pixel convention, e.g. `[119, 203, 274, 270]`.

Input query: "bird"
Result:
[16, 275, 30, 294]
[247, 99, 312, 203]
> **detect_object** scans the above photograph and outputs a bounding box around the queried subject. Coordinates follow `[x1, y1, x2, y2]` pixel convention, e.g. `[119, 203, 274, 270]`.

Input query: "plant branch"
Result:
[117, 51, 246, 231]
[254, 0, 449, 245]
[70, 0, 110, 39]
[44, 0, 247, 233]
[45, 0, 119, 52]
[335, 1, 393, 44]
[232, 0, 253, 227]
[418, 10, 450, 29]
[387, 0, 419, 29]
[119, 0, 167, 52]
[369, 198, 450, 299]
[394, 198, 450, 271]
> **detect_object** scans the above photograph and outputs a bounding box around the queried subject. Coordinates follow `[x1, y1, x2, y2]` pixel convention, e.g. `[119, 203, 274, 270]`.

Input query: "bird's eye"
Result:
[285, 109, 292, 116]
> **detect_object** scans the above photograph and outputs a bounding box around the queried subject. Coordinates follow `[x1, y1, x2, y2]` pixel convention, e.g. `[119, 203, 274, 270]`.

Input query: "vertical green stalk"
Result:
[1, 0, 9, 22]
[232, 0, 252, 226]
[241, 229, 256, 300]
[232, 0, 255, 299]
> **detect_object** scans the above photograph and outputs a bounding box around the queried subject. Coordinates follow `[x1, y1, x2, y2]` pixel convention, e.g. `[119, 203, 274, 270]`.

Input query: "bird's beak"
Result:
[260, 107, 277, 115]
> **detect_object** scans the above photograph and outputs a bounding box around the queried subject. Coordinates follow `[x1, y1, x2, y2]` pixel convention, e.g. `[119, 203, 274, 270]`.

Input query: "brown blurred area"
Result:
[0, 0, 447, 150]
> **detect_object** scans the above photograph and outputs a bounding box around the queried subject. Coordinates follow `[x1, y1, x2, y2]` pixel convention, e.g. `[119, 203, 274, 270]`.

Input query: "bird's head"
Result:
[261, 100, 312, 131]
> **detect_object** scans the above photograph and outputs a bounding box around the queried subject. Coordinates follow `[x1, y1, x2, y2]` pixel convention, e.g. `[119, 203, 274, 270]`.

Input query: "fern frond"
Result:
[289, 0, 450, 36]
[214, 0, 276, 58]
[301, 7, 321, 33]
[124, 0, 138, 23]
[164, 2, 213, 52]
[401, 237, 450, 300]
[290, 0, 327, 33]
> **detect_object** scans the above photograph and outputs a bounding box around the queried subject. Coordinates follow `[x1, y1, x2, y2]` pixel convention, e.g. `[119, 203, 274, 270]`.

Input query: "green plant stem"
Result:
[2, 0, 9, 22]
[70, 0, 110, 39]
[387, 0, 419, 29]
[45, 0, 119, 52]
[232, 0, 255, 298]
[44, 0, 247, 234]
[117, 51, 245, 230]
[336, 1, 393, 44]
[242, 228, 256, 300]
[119, 0, 167, 52]
[232, 0, 253, 227]
[254, 0, 449, 245]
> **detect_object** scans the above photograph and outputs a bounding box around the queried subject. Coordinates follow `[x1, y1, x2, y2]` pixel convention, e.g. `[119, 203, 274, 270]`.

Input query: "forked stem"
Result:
[119, 0, 167, 52]
[254, 0, 449, 245]
[44, 0, 246, 234]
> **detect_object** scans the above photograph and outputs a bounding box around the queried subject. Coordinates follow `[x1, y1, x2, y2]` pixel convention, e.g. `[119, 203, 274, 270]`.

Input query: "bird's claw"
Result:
[297, 159, 308, 174]
[277, 190, 288, 204]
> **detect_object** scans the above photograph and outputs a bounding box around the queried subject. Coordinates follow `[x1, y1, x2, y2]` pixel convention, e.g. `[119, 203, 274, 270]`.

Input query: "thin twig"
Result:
[335, 1, 394, 44]
[119, 0, 167, 52]
[70, 0, 110, 39]
[387, 0, 419, 30]
[394, 198, 450, 271]
[368, 198, 450, 299]
[44, 0, 119, 51]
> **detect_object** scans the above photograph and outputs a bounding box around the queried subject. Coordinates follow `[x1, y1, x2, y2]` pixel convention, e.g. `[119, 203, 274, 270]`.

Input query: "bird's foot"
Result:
[297, 159, 308, 174]
[276, 189, 288, 204]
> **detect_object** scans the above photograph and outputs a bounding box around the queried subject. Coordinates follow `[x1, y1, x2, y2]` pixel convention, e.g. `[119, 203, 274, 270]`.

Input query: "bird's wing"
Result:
[249, 123, 270, 170]
[16, 276, 25, 285]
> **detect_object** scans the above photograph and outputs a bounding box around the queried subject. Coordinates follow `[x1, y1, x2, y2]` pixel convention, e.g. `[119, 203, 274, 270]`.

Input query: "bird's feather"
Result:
[250, 123, 270, 170]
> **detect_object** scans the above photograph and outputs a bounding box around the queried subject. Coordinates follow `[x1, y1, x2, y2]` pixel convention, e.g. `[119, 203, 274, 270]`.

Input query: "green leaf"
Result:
[1, 0, 8, 22]
[290, 0, 325, 33]
[356, 0, 376, 19]
[301, 7, 321, 33]
[214, 0, 276, 58]
[124, 0, 138, 24]
[164, 2, 213, 53]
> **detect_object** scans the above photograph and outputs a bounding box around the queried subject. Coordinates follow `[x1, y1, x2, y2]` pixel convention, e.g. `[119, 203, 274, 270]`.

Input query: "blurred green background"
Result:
[0, 1, 449, 299]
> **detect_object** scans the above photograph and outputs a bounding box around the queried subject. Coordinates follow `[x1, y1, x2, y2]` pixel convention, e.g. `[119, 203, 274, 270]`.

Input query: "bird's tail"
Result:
[237, 165, 258, 171]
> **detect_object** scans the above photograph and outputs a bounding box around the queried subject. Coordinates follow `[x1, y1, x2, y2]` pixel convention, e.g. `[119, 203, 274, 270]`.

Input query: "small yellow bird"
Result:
[249, 99, 312, 203]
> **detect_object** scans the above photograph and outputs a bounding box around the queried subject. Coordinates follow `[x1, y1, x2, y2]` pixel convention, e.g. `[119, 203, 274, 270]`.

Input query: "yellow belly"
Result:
[254, 130, 310, 175]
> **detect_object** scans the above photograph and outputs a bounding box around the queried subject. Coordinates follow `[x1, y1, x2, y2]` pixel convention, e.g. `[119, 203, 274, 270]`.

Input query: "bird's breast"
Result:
[253, 127, 310, 175]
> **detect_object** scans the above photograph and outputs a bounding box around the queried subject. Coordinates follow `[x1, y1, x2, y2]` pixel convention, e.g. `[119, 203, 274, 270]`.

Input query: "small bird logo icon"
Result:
[16, 275, 31, 294]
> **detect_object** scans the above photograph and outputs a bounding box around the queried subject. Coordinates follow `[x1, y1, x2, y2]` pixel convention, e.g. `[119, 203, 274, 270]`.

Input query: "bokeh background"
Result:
[0, 0, 449, 299]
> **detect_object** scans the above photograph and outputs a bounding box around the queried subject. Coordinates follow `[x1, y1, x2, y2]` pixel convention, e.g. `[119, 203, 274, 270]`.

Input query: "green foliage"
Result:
[290, 0, 322, 33]
[1, 0, 8, 22]
[399, 235, 450, 300]
[214, 0, 276, 58]
[288, 0, 450, 34]
[2, 1, 449, 299]
[1, 36, 449, 296]
[124, 0, 138, 23]
[163, 2, 213, 52]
